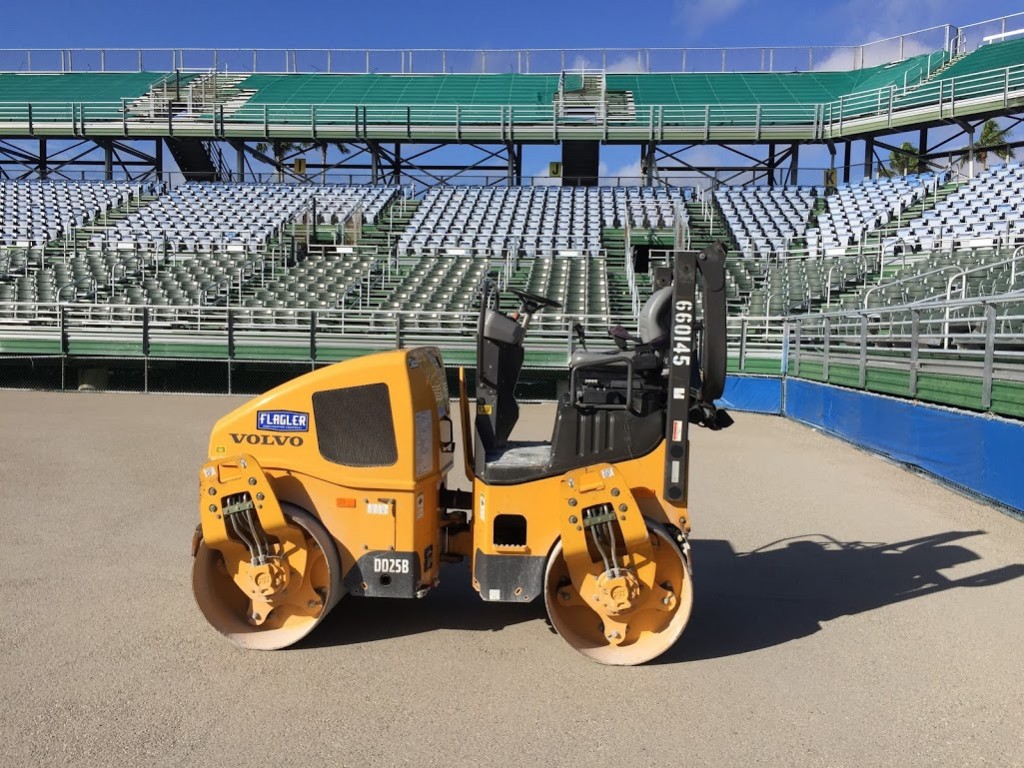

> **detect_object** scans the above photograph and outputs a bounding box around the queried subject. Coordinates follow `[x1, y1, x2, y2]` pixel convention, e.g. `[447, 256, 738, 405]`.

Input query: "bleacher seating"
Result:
[88, 182, 396, 253]
[0, 172, 1020, 322]
[891, 163, 1024, 252]
[399, 186, 687, 257]
[745, 255, 870, 315]
[0, 181, 397, 308]
[716, 187, 816, 258]
[806, 173, 942, 256]
[0, 180, 145, 247]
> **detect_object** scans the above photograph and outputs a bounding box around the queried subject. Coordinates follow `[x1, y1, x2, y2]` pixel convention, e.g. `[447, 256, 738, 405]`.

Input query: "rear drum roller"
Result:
[192, 504, 343, 650]
[544, 525, 693, 665]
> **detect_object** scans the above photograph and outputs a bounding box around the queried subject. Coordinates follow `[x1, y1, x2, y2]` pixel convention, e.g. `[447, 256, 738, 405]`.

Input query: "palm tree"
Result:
[254, 141, 349, 182]
[956, 120, 1015, 174]
[888, 142, 919, 176]
[976, 119, 1014, 169]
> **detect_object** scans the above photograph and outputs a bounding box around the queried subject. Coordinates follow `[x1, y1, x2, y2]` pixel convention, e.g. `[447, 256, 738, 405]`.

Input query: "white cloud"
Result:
[821, 0, 962, 49]
[814, 37, 933, 72]
[674, 0, 748, 37]
[565, 53, 647, 73]
[606, 54, 648, 74]
[600, 159, 644, 184]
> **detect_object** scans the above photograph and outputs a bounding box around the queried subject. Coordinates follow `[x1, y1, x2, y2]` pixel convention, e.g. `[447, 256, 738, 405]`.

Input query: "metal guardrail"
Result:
[787, 292, 1024, 409]
[0, 23, 960, 74]
[1, 58, 1021, 144]
[1, 295, 1022, 412]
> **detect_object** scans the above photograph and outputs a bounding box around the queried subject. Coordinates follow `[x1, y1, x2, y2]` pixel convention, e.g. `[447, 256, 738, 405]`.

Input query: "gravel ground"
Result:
[1, 390, 1022, 768]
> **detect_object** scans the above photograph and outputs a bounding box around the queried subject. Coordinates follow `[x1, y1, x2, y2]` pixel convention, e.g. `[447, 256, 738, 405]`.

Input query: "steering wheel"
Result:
[507, 287, 562, 310]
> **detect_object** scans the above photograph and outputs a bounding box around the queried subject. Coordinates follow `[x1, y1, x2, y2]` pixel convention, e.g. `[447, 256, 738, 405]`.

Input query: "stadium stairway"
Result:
[857, 178, 963, 275]
[165, 139, 222, 182]
[684, 199, 736, 251]
[355, 195, 421, 253]
[816, 178, 965, 311]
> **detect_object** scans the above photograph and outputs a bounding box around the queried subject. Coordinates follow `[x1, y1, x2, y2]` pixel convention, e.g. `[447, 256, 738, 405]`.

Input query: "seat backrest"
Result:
[638, 287, 672, 348]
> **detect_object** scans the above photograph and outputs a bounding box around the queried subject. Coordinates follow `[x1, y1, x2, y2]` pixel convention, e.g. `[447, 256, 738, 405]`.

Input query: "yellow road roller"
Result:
[192, 245, 732, 664]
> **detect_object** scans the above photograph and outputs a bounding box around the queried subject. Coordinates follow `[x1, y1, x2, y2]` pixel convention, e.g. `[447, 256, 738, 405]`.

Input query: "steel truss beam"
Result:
[222, 140, 517, 187]
[0, 138, 160, 181]
[649, 142, 801, 188]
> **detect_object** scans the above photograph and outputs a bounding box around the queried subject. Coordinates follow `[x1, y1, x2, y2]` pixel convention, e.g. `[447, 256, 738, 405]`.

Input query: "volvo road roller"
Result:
[191, 245, 732, 664]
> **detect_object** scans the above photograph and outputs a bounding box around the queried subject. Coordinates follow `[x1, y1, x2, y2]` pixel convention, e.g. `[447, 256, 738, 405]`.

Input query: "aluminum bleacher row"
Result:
[398, 186, 687, 257]
[716, 173, 948, 259]
[0, 173, 1021, 324]
[89, 182, 396, 252]
[0, 182, 396, 308]
[0, 180, 150, 247]
[808, 173, 945, 256]
[716, 187, 817, 259]
[891, 163, 1024, 251]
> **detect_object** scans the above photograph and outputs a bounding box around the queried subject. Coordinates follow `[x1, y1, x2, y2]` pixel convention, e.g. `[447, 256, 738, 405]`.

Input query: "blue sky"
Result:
[1, 0, 1019, 49]
[2, 0, 1021, 182]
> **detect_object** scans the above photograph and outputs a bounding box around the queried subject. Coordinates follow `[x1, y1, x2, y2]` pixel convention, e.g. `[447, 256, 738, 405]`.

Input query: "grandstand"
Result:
[0, 12, 1023, 427]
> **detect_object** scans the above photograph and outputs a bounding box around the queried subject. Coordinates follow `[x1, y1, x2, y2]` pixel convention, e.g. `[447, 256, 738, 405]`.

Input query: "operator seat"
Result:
[475, 299, 526, 453]
[569, 286, 672, 369]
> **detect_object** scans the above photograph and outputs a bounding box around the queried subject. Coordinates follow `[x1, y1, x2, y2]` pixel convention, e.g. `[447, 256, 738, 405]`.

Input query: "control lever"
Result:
[608, 325, 640, 351]
[573, 322, 587, 350]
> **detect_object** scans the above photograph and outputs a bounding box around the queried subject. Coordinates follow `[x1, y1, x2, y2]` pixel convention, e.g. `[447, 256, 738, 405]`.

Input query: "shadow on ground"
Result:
[303, 562, 547, 649]
[661, 530, 1024, 664]
[303, 531, 1024, 660]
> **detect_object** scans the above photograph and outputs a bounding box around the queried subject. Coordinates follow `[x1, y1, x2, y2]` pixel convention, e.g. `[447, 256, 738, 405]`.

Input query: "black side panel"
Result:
[313, 383, 397, 467]
[481, 400, 665, 485]
[561, 140, 600, 186]
[663, 252, 697, 503]
[474, 550, 546, 602]
[698, 243, 729, 402]
[344, 550, 420, 598]
[548, 401, 664, 473]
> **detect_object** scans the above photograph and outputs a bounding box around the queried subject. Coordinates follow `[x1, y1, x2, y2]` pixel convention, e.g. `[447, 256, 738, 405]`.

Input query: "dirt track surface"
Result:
[1, 391, 1022, 768]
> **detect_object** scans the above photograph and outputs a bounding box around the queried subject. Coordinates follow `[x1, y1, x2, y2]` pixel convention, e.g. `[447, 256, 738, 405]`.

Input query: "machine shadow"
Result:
[301, 562, 547, 649]
[657, 529, 1024, 665]
[301, 530, 1024, 657]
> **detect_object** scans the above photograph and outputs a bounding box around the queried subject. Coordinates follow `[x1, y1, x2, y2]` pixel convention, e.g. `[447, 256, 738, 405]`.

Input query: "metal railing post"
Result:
[310, 310, 318, 362]
[858, 313, 868, 387]
[739, 317, 747, 371]
[982, 303, 996, 409]
[793, 319, 802, 376]
[781, 319, 790, 375]
[142, 306, 150, 357]
[909, 309, 920, 398]
[822, 316, 831, 381]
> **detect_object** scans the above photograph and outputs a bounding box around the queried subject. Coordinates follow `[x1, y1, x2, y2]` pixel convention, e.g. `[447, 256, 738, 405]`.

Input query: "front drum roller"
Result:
[544, 525, 693, 665]
[192, 504, 343, 650]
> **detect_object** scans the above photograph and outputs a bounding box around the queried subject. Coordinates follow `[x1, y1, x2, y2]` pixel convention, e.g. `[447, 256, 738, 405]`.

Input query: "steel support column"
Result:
[235, 143, 245, 181]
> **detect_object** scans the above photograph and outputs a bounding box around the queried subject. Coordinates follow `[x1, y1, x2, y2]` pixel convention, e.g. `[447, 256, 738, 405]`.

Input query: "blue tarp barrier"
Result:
[719, 375, 783, 415]
[784, 379, 1024, 513]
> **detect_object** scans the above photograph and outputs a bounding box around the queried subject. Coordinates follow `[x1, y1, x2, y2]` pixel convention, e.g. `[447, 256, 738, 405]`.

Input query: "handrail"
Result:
[862, 262, 964, 309]
[0, 26, 960, 74]
[0, 57, 1020, 143]
[945, 249, 1024, 302]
